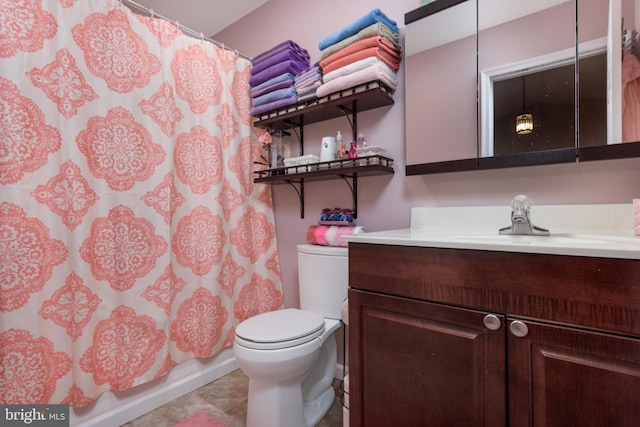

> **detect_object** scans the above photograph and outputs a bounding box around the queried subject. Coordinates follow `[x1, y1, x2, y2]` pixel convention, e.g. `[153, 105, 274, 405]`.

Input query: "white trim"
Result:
[480, 37, 608, 156]
[69, 352, 346, 427]
[69, 349, 238, 427]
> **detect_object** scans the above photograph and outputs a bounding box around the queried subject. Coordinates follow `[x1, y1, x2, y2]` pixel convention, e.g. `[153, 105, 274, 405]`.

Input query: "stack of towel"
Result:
[315, 9, 402, 98]
[306, 208, 364, 248]
[250, 40, 310, 116]
[306, 224, 366, 247]
[294, 64, 323, 103]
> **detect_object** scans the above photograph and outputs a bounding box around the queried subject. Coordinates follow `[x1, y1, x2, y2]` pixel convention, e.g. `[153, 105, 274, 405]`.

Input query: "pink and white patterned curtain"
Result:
[0, 0, 283, 406]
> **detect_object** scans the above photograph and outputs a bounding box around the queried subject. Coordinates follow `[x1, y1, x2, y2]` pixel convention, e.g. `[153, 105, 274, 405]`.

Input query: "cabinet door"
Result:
[508, 318, 640, 427]
[349, 289, 506, 427]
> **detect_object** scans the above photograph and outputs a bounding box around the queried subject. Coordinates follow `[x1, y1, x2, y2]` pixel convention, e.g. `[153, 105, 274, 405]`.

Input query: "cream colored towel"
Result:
[316, 61, 398, 98]
[323, 56, 380, 83]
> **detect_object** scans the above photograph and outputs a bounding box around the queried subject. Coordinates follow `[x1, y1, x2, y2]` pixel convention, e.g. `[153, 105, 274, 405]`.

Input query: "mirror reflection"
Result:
[478, 0, 577, 159]
[405, 0, 477, 167]
[405, 0, 640, 173]
[579, 0, 640, 146]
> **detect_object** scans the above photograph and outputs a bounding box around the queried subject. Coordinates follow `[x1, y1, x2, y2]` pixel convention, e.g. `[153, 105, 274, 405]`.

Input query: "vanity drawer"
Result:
[348, 242, 640, 336]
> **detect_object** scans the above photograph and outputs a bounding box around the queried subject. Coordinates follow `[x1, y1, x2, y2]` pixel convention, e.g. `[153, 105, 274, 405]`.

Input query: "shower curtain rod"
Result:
[120, 0, 252, 61]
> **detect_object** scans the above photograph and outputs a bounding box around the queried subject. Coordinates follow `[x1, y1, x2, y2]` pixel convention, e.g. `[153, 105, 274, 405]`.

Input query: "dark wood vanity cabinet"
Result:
[348, 243, 640, 427]
[349, 290, 506, 426]
[508, 319, 640, 427]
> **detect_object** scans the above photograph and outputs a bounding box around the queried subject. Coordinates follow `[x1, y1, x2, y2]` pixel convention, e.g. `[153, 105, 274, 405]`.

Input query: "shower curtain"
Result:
[1, 0, 283, 405]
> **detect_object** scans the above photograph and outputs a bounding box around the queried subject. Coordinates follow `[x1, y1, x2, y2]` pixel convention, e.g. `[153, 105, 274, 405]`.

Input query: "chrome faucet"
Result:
[499, 195, 550, 236]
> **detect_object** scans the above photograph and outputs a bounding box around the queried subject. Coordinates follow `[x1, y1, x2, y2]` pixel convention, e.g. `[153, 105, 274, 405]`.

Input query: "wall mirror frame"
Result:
[404, 0, 640, 176]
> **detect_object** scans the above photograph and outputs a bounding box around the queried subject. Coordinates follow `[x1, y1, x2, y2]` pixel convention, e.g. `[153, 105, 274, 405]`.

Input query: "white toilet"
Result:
[233, 244, 348, 427]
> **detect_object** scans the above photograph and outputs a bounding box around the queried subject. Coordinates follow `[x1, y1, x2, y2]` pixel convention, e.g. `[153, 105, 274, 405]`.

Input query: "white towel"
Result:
[316, 62, 398, 98]
[323, 56, 380, 83]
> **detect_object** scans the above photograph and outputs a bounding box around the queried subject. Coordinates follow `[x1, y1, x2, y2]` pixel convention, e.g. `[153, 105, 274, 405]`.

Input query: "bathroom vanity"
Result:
[345, 205, 640, 426]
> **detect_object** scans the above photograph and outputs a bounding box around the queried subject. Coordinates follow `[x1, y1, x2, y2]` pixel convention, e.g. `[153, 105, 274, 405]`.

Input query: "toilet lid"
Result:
[235, 308, 325, 350]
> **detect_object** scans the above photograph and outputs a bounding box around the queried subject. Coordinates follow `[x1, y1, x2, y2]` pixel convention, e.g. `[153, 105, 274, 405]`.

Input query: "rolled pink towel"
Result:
[306, 225, 366, 247]
[634, 199, 640, 236]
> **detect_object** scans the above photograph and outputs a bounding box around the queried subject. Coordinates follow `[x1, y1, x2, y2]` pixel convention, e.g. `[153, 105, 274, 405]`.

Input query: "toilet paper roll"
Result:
[343, 374, 350, 427]
[343, 374, 349, 407]
[341, 298, 349, 325]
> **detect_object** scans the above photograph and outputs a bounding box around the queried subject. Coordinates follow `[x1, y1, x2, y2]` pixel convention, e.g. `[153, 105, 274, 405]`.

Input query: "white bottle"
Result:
[357, 133, 367, 149]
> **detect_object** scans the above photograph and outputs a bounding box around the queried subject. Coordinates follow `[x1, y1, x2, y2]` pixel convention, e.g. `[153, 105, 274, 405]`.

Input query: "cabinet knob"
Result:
[483, 314, 502, 330]
[509, 320, 529, 337]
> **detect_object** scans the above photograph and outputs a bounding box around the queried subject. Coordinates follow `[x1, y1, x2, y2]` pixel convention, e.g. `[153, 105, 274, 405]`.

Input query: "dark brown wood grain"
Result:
[348, 243, 640, 427]
[348, 242, 640, 336]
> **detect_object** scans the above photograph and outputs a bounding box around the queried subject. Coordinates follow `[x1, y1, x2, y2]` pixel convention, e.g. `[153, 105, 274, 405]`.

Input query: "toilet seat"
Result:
[235, 308, 325, 350]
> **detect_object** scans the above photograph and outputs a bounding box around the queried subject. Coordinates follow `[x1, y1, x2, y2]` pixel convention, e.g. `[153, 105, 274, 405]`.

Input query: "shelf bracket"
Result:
[340, 174, 358, 219]
[338, 103, 358, 141]
[286, 179, 305, 218]
[284, 118, 303, 156]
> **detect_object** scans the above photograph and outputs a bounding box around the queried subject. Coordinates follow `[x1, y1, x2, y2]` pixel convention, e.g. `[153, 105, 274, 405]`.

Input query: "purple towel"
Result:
[252, 49, 310, 76]
[295, 67, 322, 88]
[251, 79, 294, 98]
[252, 72, 295, 92]
[249, 60, 308, 87]
[252, 87, 297, 107]
[250, 94, 298, 116]
[253, 40, 310, 65]
[295, 64, 321, 80]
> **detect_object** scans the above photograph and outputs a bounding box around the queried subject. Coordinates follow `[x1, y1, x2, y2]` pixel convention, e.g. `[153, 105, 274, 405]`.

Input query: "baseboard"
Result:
[70, 349, 238, 427]
[335, 362, 348, 380]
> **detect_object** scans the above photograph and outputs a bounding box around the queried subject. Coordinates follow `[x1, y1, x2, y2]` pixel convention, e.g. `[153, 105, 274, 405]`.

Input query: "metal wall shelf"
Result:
[254, 156, 394, 219]
[253, 81, 394, 131]
[252, 83, 395, 219]
[254, 156, 394, 183]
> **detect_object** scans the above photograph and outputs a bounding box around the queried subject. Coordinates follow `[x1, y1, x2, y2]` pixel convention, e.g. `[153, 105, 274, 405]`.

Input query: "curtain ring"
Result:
[149, 8, 154, 19]
[234, 49, 239, 57]
[175, 20, 179, 30]
[200, 32, 205, 42]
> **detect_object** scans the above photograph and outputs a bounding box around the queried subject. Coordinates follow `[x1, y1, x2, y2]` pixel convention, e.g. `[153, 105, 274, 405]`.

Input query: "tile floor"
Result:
[121, 369, 344, 427]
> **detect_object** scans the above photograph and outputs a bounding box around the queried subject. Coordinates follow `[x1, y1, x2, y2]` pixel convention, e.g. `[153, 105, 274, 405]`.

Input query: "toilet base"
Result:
[246, 377, 307, 427]
[245, 377, 336, 427]
[303, 385, 335, 427]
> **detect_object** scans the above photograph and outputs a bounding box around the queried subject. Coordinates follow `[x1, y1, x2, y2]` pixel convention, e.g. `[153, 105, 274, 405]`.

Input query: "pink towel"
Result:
[321, 47, 401, 75]
[634, 199, 640, 236]
[622, 53, 640, 143]
[319, 36, 401, 72]
[315, 62, 398, 98]
[306, 225, 366, 247]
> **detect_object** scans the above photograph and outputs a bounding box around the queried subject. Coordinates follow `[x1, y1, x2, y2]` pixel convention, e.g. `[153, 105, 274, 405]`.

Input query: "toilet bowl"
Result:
[233, 244, 348, 427]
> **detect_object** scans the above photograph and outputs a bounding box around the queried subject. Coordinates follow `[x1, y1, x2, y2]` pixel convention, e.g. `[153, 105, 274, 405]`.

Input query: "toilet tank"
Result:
[297, 244, 348, 319]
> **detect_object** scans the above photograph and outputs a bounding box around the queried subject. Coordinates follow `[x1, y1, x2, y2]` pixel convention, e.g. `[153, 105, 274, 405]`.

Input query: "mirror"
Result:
[405, 0, 478, 172]
[405, 0, 640, 175]
[578, 0, 640, 161]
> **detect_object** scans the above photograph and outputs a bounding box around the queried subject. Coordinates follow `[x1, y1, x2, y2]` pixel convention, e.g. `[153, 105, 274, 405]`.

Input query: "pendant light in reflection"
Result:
[515, 75, 533, 135]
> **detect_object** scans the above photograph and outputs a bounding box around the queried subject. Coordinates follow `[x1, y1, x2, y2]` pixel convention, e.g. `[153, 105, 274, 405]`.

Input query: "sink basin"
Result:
[343, 204, 640, 259]
[446, 233, 633, 246]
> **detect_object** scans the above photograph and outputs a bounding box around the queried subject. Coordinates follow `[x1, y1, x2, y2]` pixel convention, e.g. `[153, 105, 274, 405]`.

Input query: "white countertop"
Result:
[343, 203, 640, 259]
